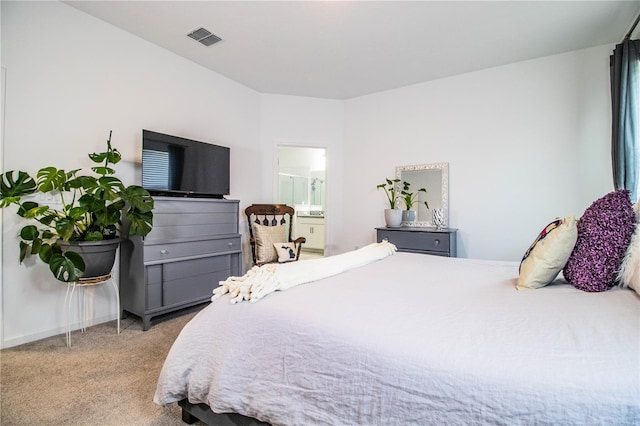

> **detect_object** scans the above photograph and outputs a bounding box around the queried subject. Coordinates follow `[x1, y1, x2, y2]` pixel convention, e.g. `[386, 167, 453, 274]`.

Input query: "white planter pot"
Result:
[384, 209, 403, 228]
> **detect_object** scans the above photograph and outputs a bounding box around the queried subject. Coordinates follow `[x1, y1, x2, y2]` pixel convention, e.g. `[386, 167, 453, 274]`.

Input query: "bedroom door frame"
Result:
[276, 145, 327, 256]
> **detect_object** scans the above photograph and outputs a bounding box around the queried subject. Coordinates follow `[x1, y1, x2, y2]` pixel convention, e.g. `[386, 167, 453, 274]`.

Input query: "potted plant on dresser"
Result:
[377, 178, 403, 227]
[0, 131, 154, 282]
[400, 181, 427, 223]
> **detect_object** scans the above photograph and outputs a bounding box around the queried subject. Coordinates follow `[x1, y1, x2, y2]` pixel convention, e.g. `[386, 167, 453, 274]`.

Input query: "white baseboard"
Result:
[1, 313, 118, 349]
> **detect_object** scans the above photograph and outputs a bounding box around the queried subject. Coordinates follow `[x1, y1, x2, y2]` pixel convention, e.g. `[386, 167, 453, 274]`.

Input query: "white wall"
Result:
[342, 44, 614, 260]
[259, 95, 344, 255]
[1, 1, 261, 347]
[1, 1, 616, 347]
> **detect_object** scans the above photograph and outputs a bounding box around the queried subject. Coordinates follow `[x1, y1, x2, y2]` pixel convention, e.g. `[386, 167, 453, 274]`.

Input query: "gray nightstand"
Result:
[376, 227, 457, 257]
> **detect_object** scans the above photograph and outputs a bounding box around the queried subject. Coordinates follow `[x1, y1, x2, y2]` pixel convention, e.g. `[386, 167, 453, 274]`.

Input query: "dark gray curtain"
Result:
[610, 40, 640, 203]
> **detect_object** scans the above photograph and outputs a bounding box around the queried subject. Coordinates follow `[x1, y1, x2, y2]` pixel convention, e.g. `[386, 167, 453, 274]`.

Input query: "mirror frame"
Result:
[395, 162, 449, 228]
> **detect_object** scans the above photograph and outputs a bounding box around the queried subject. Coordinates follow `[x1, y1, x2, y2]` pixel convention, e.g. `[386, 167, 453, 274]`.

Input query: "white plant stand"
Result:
[64, 273, 120, 348]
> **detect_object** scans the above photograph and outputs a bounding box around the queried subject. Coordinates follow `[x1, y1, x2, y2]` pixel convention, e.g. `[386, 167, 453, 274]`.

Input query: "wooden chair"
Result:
[245, 204, 306, 266]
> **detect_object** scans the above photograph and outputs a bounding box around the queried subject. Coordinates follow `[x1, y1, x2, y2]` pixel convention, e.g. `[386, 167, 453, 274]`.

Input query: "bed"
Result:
[154, 251, 640, 425]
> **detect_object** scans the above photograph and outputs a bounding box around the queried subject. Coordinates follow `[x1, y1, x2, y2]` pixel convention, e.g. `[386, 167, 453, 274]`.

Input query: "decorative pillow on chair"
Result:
[254, 224, 286, 264]
[274, 242, 298, 263]
[563, 189, 635, 292]
[517, 216, 577, 290]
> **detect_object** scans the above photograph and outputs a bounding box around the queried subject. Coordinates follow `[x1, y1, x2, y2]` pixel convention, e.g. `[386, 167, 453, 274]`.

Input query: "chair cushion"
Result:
[274, 242, 298, 263]
[254, 223, 286, 264]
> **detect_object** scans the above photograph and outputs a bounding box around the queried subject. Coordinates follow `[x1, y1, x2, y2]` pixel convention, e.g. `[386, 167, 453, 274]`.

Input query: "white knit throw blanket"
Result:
[212, 241, 397, 304]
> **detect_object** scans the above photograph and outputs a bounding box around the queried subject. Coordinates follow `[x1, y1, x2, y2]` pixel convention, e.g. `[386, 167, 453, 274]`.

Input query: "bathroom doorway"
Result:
[277, 146, 326, 258]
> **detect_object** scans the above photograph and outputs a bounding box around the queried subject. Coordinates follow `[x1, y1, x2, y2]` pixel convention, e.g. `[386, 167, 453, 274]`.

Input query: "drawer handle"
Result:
[228, 242, 234, 247]
[160, 249, 168, 255]
[434, 239, 440, 246]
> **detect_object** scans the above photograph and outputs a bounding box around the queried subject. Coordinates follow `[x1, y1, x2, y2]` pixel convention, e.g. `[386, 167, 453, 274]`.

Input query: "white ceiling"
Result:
[65, 1, 640, 100]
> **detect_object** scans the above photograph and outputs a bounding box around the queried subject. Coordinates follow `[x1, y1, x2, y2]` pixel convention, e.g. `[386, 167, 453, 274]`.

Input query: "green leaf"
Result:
[59, 169, 81, 190]
[17, 201, 39, 217]
[49, 252, 85, 282]
[88, 152, 108, 163]
[31, 238, 43, 255]
[78, 193, 105, 211]
[67, 175, 97, 190]
[39, 243, 53, 263]
[19, 241, 29, 262]
[36, 167, 66, 192]
[20, 225, 39, 241]
[0, 171, 37, 207]
[21, 204, 50, 219]
[68, 205, 89, 218]
[108, 199, 126, 211]
[94, 203, 122, 226]
[42, 230, 54, 239]
[84, 231, 103, 241]
[55, 218, 78, 241]
[125, 186, 154, 212]
[126, 209, 153, 237]
[107, 147, 121, 165]
[39, 212, 58, 226]
[95, 176, 124, 201]
[91, 166, 115, 176]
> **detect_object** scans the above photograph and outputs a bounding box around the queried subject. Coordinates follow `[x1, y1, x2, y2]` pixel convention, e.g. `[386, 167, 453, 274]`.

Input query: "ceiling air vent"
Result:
[187, 27, 222, 47]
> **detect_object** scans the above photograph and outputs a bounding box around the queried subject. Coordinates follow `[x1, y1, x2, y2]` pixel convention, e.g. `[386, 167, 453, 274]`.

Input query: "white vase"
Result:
[432, 208, 445, 229]
[384, 209, 403, 228]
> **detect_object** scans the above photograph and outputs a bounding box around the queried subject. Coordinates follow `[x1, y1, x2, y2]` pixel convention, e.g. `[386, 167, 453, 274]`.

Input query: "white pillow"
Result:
[254, 224, 286, 264]
[618, 222, 640, 296]
[517, 216, 577, 290]
[273, 242, 297, 263]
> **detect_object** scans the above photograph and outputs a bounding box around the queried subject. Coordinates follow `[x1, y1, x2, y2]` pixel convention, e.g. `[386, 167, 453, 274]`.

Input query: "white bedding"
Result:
[154, 253, 640, 425]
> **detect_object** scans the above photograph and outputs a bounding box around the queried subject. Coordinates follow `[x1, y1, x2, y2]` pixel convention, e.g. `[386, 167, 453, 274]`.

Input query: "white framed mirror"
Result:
[395, 162, 449, 227]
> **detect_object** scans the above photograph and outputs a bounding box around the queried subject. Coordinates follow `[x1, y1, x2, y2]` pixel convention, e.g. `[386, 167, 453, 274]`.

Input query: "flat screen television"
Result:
[142, 130, 230, 198]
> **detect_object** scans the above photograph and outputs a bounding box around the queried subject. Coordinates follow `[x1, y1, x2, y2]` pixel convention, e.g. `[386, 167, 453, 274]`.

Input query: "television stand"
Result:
[120, 197, 241, 330]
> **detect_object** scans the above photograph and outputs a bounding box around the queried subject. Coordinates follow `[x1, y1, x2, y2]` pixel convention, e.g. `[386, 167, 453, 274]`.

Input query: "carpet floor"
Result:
[1, 308, 205, 425]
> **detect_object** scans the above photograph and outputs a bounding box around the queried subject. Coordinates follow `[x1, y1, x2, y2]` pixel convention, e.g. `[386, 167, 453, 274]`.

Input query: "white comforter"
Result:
[154, 253, 640, 425]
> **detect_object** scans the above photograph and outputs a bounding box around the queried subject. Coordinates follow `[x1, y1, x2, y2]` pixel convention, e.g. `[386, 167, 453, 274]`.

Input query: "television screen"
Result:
[142, 130, 230, 198]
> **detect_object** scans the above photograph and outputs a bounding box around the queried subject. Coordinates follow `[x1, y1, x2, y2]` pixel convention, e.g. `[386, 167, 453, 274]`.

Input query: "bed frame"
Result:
[178, 399, 269, 426]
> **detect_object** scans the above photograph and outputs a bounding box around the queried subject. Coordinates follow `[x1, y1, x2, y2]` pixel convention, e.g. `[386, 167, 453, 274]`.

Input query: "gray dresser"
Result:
[120, 197, 241, 330]
[376, 227, 457, 257]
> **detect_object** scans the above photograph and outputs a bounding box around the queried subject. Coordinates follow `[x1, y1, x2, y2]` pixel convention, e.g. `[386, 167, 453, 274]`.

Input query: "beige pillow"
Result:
[254, 224, 286, 264]
[618, 222, 640, 296]
[517, 216, 577, 290]
[274, 242, 297, 263]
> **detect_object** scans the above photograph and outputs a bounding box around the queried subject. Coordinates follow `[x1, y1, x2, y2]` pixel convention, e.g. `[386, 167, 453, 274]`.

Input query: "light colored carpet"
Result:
[1, 308, 205, 425]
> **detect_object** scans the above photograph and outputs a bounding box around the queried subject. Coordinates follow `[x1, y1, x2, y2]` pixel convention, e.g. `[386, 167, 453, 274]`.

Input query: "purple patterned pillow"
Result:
[563, 189, 635, 292]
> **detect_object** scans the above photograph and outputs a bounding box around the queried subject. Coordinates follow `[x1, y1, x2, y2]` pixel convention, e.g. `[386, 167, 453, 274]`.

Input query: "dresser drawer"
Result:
[377, 228, 457, 257]
[394, 232, 449, 253]
[153, 198, 239, 215]
[162, 256, 232, 306]
[145, 221, 238, 243]
[144, 236, 241, 263]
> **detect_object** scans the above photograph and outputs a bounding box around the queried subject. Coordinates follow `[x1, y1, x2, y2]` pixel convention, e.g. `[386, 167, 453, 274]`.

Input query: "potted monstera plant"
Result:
[0, 131, 154, 282]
